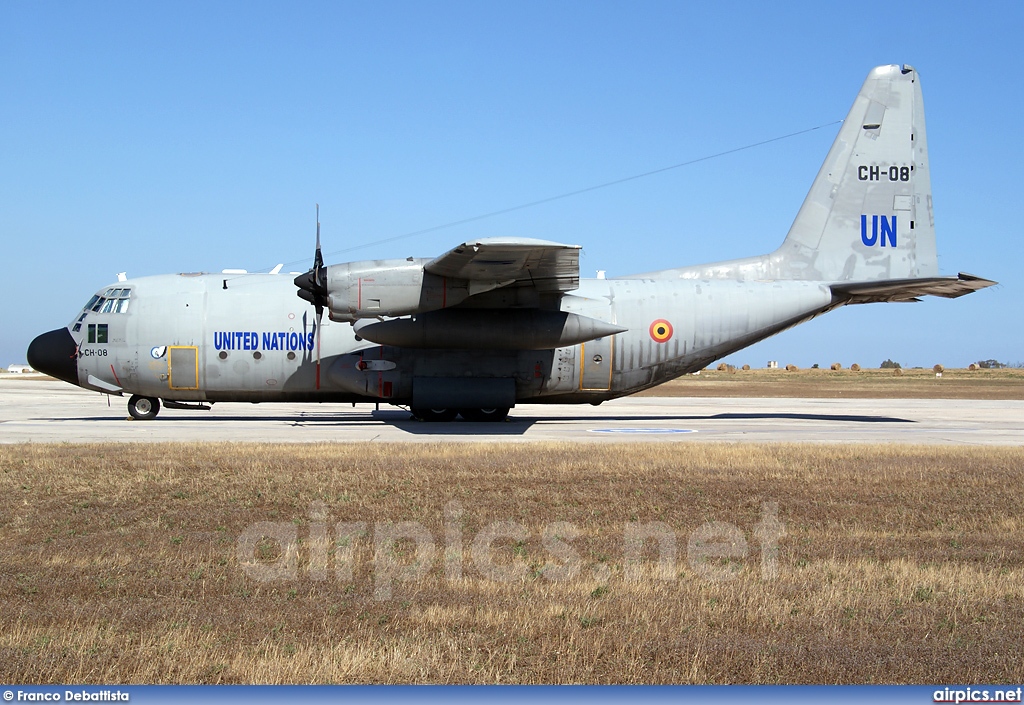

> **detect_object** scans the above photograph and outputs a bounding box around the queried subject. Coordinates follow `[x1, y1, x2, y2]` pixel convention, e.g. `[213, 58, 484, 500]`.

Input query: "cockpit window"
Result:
[89, 288, 131, 314]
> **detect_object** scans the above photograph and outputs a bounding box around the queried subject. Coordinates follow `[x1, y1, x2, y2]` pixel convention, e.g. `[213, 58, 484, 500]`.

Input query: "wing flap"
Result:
[831, 273, 996, 304]
[425, 237, 582, 293]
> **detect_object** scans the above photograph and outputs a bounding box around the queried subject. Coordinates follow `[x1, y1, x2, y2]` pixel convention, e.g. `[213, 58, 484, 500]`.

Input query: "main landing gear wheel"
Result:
[411, 407, 459, 422]
[459, 408, 510, 422]
[128, 395, 161, 420]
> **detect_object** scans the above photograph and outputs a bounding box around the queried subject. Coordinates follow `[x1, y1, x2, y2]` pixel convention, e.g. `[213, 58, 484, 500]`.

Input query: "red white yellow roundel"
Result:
[649, 319, 673, 343]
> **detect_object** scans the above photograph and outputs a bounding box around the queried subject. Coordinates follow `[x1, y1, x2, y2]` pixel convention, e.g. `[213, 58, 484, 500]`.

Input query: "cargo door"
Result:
[579, 336, 614, 391]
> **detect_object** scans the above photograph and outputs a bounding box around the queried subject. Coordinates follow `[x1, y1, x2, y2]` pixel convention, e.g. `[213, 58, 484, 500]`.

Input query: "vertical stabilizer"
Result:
[775, 64, 937, 282]
[630, 64, 993, 297]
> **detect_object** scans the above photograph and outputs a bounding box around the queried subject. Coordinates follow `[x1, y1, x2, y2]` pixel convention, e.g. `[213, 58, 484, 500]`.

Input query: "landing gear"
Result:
[411, 407, 459, 422]
[128, 395, 161, 420]
[411, 407, 511, 422]
[459, 407, 510, 422]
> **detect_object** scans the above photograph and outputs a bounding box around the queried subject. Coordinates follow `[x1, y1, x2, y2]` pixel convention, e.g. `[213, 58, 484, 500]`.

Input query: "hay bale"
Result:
[785, 364, 799, 372]
[850, 363, 861, 372]
[892, 367, 904, 376]
[968, 363, 979, 371]
[716, 362, 728, 371]
[741, 364, 750, 371]
[830, 362, 842, 371]
[933, 364, 944, 374]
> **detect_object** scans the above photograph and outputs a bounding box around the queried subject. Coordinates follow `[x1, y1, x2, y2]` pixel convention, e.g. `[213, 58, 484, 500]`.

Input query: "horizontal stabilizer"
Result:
[830, 273, 996, 304]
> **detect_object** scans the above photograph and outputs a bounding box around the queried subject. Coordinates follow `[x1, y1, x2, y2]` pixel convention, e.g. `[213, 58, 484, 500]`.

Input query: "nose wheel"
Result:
[127, 395, 161, 420]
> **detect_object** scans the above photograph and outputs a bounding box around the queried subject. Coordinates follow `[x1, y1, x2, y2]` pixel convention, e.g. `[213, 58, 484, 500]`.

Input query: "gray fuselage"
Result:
[66, 271, 832, 406]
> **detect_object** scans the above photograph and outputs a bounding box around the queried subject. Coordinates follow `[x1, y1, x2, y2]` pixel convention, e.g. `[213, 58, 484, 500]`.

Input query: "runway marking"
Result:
[589, 428, 697, 434]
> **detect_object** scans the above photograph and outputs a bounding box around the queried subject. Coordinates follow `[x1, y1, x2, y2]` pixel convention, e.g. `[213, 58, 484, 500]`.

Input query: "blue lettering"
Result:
[213, 330, 330, 353]
[861, 215, 878, 246]
[861, 214, 897, 247]
[880, 215, 897, 247]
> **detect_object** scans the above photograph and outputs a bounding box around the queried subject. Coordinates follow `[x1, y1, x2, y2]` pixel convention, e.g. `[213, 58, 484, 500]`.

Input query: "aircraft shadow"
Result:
[514, 412, 914, 424]
[39, 410, 539, 435]
[361, 410, 535, 435]
[38, 411, 910, 432]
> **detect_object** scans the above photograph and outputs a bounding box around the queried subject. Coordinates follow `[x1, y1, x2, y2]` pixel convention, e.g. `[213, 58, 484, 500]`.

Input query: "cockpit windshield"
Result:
[73, 288, 132, 332]
[88, 288, 132, 314]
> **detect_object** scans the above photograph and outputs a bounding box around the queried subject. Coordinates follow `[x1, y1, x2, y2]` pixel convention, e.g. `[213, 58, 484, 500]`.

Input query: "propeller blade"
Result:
[314, 205, 324, 390]
[314, 203, 323, 272]
[293, 204, 329, 390]
[315, 305, 322, 390]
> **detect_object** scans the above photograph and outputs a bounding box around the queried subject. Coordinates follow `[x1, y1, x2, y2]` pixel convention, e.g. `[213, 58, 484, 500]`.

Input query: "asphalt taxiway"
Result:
[2, 378, 1021, 444]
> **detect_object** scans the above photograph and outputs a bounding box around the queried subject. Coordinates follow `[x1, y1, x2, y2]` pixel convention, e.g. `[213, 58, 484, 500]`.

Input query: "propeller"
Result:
[294, 204, 329, 389]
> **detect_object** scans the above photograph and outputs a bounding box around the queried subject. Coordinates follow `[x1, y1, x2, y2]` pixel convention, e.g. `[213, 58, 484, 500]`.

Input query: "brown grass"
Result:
[639, 366, 1024, 399]
[1, 442, 1023, 684]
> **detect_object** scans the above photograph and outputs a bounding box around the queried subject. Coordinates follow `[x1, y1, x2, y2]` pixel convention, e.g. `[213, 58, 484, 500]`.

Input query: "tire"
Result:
[458, 407, 510, 423]
[128, 395, 161, 420]
[411, 407, 458, 422]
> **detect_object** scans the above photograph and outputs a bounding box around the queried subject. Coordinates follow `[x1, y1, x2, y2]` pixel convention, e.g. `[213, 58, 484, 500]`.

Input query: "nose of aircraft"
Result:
[26, 328, 80, 386]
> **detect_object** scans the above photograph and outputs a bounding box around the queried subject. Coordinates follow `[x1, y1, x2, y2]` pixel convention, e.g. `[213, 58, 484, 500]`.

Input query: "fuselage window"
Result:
[87, 323, 109, 344]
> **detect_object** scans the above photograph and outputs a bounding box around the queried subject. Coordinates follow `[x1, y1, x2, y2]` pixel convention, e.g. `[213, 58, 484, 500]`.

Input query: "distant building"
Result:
[767, 361, 778, 369]
[6, 364, 34, 374]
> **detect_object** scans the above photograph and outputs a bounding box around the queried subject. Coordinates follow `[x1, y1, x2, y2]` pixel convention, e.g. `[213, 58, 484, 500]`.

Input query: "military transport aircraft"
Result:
[28, 65, 994, 422]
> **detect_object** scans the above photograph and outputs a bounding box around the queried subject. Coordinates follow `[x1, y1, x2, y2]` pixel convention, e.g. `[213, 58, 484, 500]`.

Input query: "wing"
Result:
[424, 237, 582, 293]
[830, 273, 997, 304]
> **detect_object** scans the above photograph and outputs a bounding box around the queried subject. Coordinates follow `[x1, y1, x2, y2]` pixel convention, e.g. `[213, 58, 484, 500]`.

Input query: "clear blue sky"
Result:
[2, 1, 1020, 369]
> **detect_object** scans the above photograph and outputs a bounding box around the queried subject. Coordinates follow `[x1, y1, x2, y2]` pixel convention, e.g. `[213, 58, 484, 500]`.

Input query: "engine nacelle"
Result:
[324, 259, 471, 322]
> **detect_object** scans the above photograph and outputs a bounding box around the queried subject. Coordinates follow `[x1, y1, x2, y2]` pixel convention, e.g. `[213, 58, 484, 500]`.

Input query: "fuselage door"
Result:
[579, 336, 614, 391]
[168, 346, 200, 390]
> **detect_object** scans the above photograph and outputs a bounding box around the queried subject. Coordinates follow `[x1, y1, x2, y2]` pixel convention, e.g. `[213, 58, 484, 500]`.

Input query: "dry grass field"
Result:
[2, 443, 1023, 684]
[637, 366, 1024, 399]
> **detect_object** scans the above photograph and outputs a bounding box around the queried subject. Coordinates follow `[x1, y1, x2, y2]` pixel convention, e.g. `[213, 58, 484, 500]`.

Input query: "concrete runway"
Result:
[1, 378, 1021, 444]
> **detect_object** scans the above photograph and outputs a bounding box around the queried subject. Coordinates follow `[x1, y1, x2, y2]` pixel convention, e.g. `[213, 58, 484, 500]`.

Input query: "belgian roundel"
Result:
[649, 319, 673, 343]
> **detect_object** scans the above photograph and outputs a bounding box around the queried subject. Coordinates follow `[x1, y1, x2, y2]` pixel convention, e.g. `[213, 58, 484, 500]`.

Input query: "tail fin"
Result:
[638, 65, 994, 297]
[776, 64, 936, 281]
